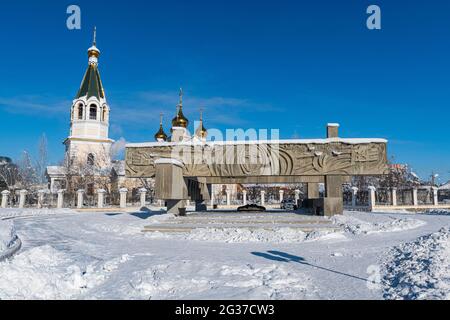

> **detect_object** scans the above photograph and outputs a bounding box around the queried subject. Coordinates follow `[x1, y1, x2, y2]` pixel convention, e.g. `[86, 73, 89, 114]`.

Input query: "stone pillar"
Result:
[1, 190, 10, 208]
[97, 189, 106, 208]
[432, 187, 439, 206]
[210, 191, 215, 207]
[226, 188, 231, 206]
[19, 190, 28, 209]
[243, 190, 247, 206]
[368, 186, 376, 211]
[186, 200, 191, 207]
[261, 190, 266, 206]
[412, 188, 418, 206]
[294, 189, 301, 203]
[322, 175, 344, 216]
[279, 190, 284, 203]
[139, 188, 147, 208]
[119, 188, 128, 209]
[351, 187, 358, 207]
[37, 190, 46, 209]
[57, 189, 64, 209]
[391, 188, 397, 206]
[154, 158, 187, 215]
[307, 183, 320, 199]
[77, 189, 84, 209]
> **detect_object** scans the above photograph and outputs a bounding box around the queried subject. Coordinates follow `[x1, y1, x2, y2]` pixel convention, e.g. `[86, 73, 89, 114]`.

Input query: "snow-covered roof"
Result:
[46, 166, 66, 176]
[127, 137, 388, 148]
[439, 182, 450, 190]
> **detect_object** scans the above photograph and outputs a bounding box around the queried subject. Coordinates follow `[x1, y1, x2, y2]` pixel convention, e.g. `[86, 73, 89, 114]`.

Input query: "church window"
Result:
[87, 153, 95, 166]
[102, 108, 107, 122]
[89, 105, 97, 120]
[78, 104, 83, 120]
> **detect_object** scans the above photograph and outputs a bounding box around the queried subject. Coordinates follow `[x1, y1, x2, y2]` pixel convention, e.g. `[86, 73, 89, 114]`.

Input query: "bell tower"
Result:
[64, 27, 114, 167]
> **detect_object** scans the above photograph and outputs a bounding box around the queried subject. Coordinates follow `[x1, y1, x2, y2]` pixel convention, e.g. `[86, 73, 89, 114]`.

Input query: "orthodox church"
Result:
[153, 88, 208, 144]
[47, 29, 123, 193]
[152, 89, 240, 205]
[46, 29, 237, 204]
[65, 28, 113, 167]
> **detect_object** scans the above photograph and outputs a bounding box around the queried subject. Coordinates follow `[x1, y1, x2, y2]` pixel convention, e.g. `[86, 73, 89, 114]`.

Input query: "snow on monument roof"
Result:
[127, 137, 388, 148]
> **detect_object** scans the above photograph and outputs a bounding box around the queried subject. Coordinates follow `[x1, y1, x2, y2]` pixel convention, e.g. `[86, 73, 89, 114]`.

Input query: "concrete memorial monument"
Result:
[126, 91, 388, 216]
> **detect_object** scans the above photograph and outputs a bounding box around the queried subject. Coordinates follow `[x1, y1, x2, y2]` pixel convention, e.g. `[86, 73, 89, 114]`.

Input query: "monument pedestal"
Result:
[323, 175, 344, 216]
[155, 159, 188, 216]
[167, 200, 186, 216]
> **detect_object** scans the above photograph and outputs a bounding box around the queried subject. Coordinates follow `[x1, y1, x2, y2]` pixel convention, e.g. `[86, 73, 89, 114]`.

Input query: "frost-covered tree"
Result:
[0, 157, 19, 191]
[17, 151, 39, 189]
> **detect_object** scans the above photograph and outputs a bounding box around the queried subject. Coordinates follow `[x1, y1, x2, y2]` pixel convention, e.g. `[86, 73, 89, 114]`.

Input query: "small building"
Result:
[45, 166, 67, 193]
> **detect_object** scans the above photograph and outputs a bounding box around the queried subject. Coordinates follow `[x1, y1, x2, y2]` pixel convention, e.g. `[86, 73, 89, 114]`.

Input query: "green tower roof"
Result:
[76, 64, 105, 100]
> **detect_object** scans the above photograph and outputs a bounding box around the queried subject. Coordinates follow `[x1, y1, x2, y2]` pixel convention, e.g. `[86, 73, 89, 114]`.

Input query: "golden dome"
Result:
[172, 106, 189, 128]
[154, 125, 168, 142]
[196, 122, 207, 139]
[195, 108, 207, 139]
[171, 88, 189, 128]
[88, 47, 100, 58]
[155, 113, 168, 141]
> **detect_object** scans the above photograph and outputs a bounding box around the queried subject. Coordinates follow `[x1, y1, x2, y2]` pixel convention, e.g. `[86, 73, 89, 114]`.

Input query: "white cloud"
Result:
[0, 90, 281, 130]
[0, 96, 69, 116]
[111, 90, 280, 128]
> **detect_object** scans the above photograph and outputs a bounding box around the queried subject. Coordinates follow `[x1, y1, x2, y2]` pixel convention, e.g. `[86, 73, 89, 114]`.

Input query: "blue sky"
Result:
[0, 0, 449, 182]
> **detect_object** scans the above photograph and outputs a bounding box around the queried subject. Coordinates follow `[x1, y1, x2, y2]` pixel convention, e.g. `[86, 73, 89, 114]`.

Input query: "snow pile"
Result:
[89, 213, 173, 236]
[0, 220, 16, 252]
[128, 261, 317, 300]
[89, 222, 143, 236]
[382, 228, 450, 300]
[187, 228, 310, 243]
[147, 227, 346, 243]
[0, 245, 131, 299]
[332, 215, 426, 235]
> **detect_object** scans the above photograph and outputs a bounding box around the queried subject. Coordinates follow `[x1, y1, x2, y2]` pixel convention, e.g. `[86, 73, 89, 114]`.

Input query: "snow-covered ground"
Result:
[0, 208, 449, 300]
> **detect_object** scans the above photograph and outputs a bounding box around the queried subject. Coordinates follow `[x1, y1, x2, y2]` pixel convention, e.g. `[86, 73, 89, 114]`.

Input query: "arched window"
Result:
[87, 153, 95, 166]
[89, 105, 97, 120]
[78, 104, 83, 120]
[102, 108, 107, 122]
